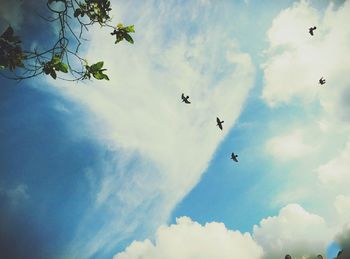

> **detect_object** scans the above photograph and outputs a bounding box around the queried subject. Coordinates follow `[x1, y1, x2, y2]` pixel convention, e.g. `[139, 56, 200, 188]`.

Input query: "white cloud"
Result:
[114, 216, 263, 259]
[259, 0, 350, 222]
[253, 204, 333, 259]
[266, 130, 315, 161]
[317, 140, 350, 187]
[334, 195, 350, 225]
[228, 2, 350, 257]
[262, 0, 350, 120]
[117, 204, 342, 259]
[44, 1, 255, 257]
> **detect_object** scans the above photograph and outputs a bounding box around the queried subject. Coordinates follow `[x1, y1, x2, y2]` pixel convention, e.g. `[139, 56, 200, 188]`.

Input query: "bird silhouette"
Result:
[181, 93, 191, 104]
[216, 117, 224, 130]
[319, 77, 326, 85]
[309, 26, 317, 36]
[231, 152, 238, 162]
[285, 255, 292, 259]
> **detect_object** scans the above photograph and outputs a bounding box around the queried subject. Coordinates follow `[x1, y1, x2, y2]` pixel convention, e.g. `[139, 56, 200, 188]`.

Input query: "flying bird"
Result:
[231, 152, 238, 162]
[181, 93, 191, 104]
[319, 77, 326, 85]
[309, 26, 316, 36]
[216, 117, 224, 130]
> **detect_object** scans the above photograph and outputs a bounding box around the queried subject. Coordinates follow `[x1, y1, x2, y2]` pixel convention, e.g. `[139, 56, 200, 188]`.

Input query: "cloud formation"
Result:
[114, 216, 263, 259]
[116, 204, 341, 259]
[317, 140, 350, 187]
[266, 130, 315, 161]
[253, 204, 333, 259]
[45, 1, 255, 257]
[261, 0, 350, 213]
[262, 0, 350, 121]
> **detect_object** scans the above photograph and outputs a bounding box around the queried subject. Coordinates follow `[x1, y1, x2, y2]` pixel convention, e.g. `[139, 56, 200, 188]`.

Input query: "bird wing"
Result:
[218, 123, 223, 130]
[309, 30, 313, 35]
[181, 93, 185, 100]
[216, 117, 220, 123]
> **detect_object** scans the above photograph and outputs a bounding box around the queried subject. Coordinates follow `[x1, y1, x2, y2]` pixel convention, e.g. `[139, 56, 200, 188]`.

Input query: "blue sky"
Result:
[1, 1, 350, 259]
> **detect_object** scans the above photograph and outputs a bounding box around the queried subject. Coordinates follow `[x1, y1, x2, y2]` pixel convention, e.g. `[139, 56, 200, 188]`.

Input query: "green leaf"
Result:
[91, 61, 104, 71]
[74, 8, 81, 17]
[50, 69, 57, 79]
[52, 55, 61, 65]
[124, 25, 135, 33]
[114, 31, 124, 44]
[93, 72, 104, 80]
[102, 73, 109, 80]
[124, 33, 134, 44]
[57, 62, 68, 73]
[94, 72, 109, 80]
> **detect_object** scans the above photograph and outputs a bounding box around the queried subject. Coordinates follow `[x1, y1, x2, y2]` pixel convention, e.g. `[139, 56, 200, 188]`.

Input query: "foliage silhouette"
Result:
[0, 0, 135, 81]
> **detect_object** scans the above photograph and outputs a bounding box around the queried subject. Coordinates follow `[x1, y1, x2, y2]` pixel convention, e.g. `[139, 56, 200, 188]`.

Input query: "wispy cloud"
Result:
[44, 1, 256, 257]
[317, 140, 350, 187]
[266, 129, 315, 162]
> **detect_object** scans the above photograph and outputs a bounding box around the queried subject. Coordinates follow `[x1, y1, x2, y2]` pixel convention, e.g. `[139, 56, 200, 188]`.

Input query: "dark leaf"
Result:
[74, 8, 81, 17]
[115, 32, 124, 43]
[1, 26, 14, 39]
[124, 33, 134, 44]
[91, 61, 104, 71]
[50, 69, 57, 79]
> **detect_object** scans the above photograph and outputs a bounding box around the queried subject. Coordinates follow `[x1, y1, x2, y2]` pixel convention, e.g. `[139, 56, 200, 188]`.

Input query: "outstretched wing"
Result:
[181, 93, 185, 100]
[309, 29, 314, 36]
[216, 117, 220, 124]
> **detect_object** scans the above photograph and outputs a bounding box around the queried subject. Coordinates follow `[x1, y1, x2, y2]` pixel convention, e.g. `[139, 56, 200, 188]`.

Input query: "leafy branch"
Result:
[0, 0, 135, 82]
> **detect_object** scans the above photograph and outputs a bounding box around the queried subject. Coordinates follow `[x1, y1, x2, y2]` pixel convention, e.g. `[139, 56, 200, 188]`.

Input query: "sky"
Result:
[1, 0, 350, 259]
